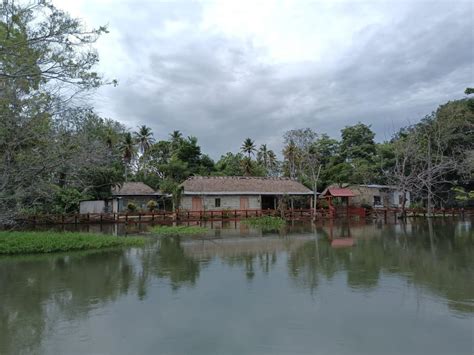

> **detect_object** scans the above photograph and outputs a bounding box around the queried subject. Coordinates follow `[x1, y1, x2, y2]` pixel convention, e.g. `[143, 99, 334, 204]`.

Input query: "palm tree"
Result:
[134, 125, 155, 154]
[241, 157, 253, 176]
[283, 140, 298, 179]
[119, 132, 137, 181]
[170, 130, 183, 141]
[267, 150, 278, 175]
[257, 144, 269, 168]
[241, 138, 256, 158]
[170, 130, 183, 152]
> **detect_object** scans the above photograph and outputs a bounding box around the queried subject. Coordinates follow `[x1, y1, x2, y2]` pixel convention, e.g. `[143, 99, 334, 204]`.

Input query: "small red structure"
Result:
[322, 187, 356, 218]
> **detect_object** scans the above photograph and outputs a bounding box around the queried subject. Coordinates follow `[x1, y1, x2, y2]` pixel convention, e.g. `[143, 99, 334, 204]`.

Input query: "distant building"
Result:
[110, 182, 166, 212]
[79, 182, 166, 213]
[323, 184, 410, 208]
[179, 176, 314, 211]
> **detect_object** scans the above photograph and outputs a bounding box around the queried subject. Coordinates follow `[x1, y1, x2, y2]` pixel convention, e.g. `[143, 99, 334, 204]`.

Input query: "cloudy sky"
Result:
[55, 0, 473, 158]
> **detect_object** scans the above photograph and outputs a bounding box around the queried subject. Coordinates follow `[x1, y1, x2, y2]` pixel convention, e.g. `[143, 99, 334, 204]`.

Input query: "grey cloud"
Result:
[93, 0, 473, 159]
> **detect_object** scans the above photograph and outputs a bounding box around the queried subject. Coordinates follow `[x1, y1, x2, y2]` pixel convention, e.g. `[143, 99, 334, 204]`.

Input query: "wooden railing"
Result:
[17, 207, 472, 225]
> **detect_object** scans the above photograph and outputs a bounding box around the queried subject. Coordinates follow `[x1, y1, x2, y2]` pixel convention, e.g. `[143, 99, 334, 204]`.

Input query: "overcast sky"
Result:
[55, 0, 473, 158]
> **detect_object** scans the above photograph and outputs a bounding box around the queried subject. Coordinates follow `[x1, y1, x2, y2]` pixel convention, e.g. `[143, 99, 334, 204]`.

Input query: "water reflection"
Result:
[0, 219, 472, 354]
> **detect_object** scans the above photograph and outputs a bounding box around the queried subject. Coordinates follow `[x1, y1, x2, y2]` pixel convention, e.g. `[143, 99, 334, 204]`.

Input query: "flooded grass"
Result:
[0, 231, 145, 255]
[241, 216, 286, 230]
[151, 225, 208, 236]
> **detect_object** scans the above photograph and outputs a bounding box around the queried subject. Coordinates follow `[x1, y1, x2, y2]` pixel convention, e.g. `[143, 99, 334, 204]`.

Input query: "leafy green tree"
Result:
[215, 152, 245, 176]
[340, 123, 376, 161]
[0, 0, 112, 223]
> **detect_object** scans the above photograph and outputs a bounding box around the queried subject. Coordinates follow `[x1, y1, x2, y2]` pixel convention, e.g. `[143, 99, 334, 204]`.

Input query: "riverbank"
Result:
[0, 231, 145, 255]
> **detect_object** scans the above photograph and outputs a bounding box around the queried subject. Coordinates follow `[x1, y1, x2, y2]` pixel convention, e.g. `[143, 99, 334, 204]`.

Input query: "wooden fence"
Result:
[18, 207, 472, 225]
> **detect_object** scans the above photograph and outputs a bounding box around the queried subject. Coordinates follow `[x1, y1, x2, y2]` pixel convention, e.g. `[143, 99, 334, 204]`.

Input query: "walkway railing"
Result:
[17, 207, 472, 225]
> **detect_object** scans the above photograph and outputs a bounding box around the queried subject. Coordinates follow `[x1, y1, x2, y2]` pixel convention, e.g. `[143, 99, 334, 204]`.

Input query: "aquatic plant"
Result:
[151, 225, 208, 236]
[241, 216, 286, 230]
[0, 231, 145, 255]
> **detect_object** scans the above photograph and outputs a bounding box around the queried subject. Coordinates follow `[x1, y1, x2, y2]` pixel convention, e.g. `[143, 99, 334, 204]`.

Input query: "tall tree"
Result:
[257, 144, 269, 167]
[119, 133, 137, 181]
[340, 123, 376, 161]
[0, 0, 112, 224]
[241, 138, 256, 158]
[134, 125, 154, 154]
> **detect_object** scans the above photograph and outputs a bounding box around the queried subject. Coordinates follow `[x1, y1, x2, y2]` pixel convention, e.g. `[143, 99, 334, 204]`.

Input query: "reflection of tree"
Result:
[154, 237, 201, 290]
[287, 221, 473, 313]
[0, 238, 204, 354]
[222, 252, 278, 281]
[0, 250, 136, 354]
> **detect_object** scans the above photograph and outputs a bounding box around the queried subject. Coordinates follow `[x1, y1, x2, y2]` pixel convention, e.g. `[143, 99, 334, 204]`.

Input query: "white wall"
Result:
[392, 191, 411, 208]
[79, 200, 105, 214]
[181, 195, 261, 210]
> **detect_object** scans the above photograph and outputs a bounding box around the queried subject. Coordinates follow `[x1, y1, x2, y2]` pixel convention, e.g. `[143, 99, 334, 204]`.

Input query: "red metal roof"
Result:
[325, 188, 355, 197]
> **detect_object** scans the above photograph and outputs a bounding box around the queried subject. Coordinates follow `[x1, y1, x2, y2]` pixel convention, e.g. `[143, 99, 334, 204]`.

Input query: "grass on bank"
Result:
[151, 225, 208, 236]
[241, 216, 286, 230]
[0, 231, 145, 255]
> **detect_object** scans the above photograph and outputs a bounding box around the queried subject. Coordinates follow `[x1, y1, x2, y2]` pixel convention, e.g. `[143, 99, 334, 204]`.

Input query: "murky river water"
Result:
[1, 219, 472, 355]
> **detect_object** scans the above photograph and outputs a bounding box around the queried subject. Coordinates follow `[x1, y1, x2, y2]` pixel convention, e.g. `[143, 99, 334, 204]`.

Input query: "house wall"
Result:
[349, 186, 379, 207]
[392, 191, 411, 208]
[349, 185, 410, 208]
[80, 200, 105, 214]
[116, 196, 161, 212]
[180, 195, 261, 211]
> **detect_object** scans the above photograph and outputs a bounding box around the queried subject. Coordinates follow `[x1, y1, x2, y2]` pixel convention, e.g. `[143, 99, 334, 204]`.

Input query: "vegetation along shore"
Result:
[0, 232, 145, 255]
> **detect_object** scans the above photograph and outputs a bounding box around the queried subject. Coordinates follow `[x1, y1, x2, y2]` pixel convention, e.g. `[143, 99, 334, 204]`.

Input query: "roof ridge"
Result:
[188, 175, 292, 181]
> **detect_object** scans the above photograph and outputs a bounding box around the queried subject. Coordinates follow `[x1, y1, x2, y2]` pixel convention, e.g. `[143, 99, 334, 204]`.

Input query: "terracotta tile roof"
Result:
[112, 182, 161, 196]
[181, 176, 313, 195]
[323, 187, 355, 197]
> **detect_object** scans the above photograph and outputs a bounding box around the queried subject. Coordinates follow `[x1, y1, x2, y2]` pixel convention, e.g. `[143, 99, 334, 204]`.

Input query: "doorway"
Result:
[192, 196, 203, 211]
[240, 196, 249, 210]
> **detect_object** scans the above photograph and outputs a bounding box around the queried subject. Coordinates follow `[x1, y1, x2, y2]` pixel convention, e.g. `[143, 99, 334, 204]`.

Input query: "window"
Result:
[373, 196, 381, 206]
[215, 198, 221, 208]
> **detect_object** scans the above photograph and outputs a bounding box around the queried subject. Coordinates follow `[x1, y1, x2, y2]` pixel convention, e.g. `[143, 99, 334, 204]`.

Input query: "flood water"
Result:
[1, 219, 473, 355]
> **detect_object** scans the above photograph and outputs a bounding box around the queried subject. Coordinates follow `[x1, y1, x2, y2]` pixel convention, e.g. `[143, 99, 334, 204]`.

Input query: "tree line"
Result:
[0, 1, 472, 224]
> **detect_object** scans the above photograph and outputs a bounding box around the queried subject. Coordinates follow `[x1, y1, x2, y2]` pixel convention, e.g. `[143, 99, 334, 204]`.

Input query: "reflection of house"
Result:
[79, 182, 167, 213]
[349, 184, 410, 208]
[181, 236, 314, 259]
[180, 176, 313, 211]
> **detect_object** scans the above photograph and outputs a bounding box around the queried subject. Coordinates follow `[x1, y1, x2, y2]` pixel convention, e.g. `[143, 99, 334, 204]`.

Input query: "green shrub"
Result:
[147, 200, 158, 211]
[0, 231, 145, 255]
[127, 202, 137, 212]
[318, 199, 329, 209]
